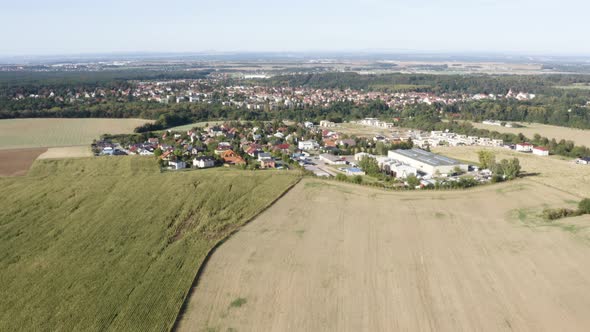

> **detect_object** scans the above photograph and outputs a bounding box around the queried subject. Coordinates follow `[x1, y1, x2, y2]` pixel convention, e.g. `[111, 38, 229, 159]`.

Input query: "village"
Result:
[89, 115, 582, 189]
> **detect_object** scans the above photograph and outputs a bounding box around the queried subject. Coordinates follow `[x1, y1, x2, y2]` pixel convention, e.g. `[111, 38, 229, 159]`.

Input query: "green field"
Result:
[554, 83, 590, 90]
[0, 118, 152, 149]
[0, 157, 300, 331]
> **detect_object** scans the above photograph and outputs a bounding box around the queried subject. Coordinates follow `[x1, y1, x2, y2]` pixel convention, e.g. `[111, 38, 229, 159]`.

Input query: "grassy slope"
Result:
[0, 157, 299, 331]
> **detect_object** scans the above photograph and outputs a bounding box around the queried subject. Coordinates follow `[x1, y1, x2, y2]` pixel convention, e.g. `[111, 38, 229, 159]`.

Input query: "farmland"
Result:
[0, 157, 300, 331]
[0, 118, 151, 150]
[178, 151, 590, 331]
[470, 121, 590, 147]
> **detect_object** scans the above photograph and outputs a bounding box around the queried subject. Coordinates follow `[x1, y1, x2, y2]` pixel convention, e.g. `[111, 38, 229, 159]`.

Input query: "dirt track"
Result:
[177, 175, 590, 331]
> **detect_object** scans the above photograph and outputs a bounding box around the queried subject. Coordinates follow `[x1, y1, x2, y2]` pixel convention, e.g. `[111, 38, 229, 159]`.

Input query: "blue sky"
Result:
[1, 0, 589, 55]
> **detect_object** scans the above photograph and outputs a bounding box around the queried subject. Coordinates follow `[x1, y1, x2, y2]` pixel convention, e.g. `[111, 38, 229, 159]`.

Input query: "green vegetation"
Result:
[542, 198, 590, 221]
[0, 157, 299, 331]
[229, 298, 247, 309]
[477, 150, 521, 182]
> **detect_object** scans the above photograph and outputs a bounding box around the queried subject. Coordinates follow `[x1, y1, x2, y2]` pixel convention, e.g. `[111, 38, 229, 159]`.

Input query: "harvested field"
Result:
[37, 146, 93, 159]
[0, 118, 151, 149]
[178, 154, 590, 331]
[0, 148, 47, 176]
[470, 121, 590, 147]
[433, 146, 590, 198]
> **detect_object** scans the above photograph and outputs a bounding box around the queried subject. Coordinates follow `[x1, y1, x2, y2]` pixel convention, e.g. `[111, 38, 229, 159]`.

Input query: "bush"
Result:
[542, 208, 579, 221]
[578, 198, 590, 214]
[335, 173, 347, 181]
[352, 175, 363, 184]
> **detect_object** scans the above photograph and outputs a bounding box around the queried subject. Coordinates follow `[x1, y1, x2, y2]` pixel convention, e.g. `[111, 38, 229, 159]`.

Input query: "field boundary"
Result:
[169, 175, 303, 332]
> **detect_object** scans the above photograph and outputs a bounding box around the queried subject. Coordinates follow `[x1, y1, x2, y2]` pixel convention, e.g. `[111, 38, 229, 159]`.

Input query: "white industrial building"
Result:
[387, 148, 468, 175]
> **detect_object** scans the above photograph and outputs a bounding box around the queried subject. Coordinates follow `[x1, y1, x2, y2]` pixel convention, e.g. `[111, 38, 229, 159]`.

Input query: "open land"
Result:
[0, 118, 152, 150]
[470, 121, 590, 147]
[178, 147, 590, 332]
[0, 157, 299, 331]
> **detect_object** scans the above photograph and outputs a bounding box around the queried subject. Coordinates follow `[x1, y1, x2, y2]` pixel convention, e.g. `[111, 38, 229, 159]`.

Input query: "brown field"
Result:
[470, 121, 590, 147]
[177, 147, 590, 332]
[0, 148, 47, 176]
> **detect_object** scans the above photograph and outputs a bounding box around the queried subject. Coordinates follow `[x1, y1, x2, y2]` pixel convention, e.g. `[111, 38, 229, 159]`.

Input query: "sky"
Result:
[1, 0, 589, 56]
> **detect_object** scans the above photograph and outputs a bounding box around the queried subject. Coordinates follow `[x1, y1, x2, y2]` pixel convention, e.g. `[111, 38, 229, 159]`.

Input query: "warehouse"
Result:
[387, 148, 468, 175]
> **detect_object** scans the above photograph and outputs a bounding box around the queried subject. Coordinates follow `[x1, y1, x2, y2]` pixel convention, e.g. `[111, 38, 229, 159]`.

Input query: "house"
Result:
[532, 146, 549, 156]
[260, 158, 276, 169]
[298, 140, 319, 150]
[304, 121, 314, 128]
[220, 150, 246, 165]
[193, 156, 215, 168]
[272, 143, 290, 154]
[168, 160, 186, 170]
[320, 154, 347, 165]
[515, 142, 533, 152]
[338, 139, 356, 147]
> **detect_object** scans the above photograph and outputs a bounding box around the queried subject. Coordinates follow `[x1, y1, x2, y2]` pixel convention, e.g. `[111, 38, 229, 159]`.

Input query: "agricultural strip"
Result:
[0, 157, 300, 331]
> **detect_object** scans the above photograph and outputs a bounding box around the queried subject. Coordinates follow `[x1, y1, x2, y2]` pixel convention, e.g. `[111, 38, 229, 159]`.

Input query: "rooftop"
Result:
[390, 148, 463, 167]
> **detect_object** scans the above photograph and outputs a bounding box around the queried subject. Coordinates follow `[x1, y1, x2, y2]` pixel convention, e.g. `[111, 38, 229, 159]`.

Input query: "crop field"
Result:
[178, 151, 590, 331]
[469, 121, 590, 147]
[0, 157, 300, 331]
[0, 118, 152, 149]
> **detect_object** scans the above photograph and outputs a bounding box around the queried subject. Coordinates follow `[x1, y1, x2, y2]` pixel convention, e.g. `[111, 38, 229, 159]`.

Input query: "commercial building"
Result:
[387, 148, 468, 175]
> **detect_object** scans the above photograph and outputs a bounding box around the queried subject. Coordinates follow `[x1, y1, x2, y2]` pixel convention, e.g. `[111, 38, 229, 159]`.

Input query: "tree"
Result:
[494, 158, 521, 180]
[579, 198, 590, 214]
[153, 147, 163, 158]
[358, 156, 380, 176]
[478, 150, 496, 170]
[406, 174, 420, 188]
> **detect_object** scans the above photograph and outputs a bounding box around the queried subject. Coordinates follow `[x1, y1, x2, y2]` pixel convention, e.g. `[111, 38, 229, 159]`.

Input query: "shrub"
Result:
[542, 208, 579, 221]
[352, 175, 363, 184]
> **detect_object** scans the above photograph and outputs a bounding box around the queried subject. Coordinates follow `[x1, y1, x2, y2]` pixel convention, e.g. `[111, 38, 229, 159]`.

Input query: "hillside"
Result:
[0, 157, 300, 331]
